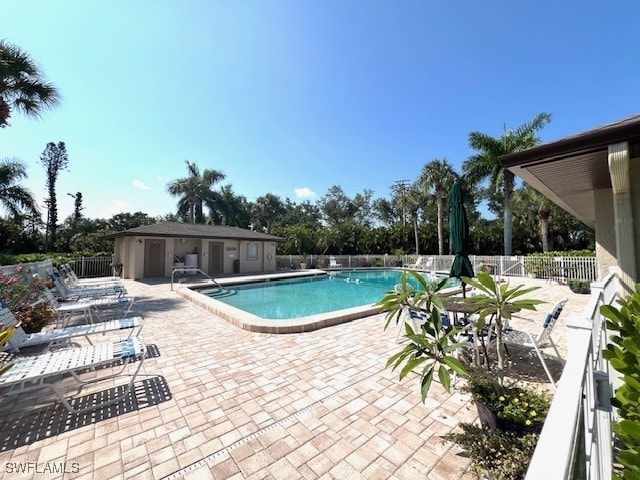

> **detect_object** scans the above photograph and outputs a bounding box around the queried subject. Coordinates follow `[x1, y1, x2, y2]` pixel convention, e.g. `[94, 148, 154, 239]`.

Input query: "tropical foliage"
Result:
[601, 287, 640, 480]
[166, 160, 226, 223]
[0, 39, 61, 128]
[378, 271, 468, 400]
[463, 113, 552, 255]
[462, 272, 543, 375]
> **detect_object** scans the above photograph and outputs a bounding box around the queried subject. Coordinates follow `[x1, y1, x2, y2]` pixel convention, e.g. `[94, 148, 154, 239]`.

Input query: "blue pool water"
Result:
[200, 269, 459, 319]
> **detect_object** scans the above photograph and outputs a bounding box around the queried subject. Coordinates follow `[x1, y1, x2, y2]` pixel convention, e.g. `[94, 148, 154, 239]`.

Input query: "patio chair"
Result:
[492, 298, 568, 388]
[47, 269, 127, 301]
[329, 256, 342, 268]
[41, 288, 135, 326]
[0, 337, 147, 414]
[0, 302, 143, 352]
[406, 256, 424, 269]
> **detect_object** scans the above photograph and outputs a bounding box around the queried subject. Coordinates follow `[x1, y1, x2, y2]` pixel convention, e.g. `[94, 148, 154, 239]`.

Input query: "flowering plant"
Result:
[464, 369, 550, 431]
[0, 267, 55, 333]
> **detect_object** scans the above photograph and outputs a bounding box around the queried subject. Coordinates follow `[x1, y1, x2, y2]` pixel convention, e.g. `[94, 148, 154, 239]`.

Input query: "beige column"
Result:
[608, 141, 637, 296]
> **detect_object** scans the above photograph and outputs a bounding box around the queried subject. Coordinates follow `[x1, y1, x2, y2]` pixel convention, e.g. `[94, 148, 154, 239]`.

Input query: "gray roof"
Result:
[499, 113, 640, 228]
[108, 222, 285, 242]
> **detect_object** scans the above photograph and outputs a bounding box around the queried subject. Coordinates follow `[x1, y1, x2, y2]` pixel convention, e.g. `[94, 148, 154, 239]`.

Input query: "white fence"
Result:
[0, 256, 116, 279]
[66, 256, 116, 278]
[0, 259, 53, 278]
[278, 254, 598, 282]
[525, 269, 618, 479]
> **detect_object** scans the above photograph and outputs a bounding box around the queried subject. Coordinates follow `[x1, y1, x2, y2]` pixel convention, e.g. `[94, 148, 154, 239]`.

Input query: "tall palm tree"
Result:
[252, 193, 285, 234]
[463, 113, 552, 255]
[0, 40, 61, 128]
[0, 158, 39, 217]
[405, 183, 423, 255]
[419, 159, 458, 255]
[166, 160, 226, 223]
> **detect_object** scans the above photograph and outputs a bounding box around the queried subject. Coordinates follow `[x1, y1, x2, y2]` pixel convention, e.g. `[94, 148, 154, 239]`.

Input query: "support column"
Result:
[608, 142, 637, 296]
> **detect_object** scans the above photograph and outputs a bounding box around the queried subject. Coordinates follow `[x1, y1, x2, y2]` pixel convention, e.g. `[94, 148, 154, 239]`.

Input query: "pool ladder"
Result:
[171, 267, 223, 291]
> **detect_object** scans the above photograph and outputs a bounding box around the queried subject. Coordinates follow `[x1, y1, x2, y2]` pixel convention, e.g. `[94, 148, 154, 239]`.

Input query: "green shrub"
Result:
[445, 424, 539, 480]
[601, 286, 640, 480]
[568, 280, 591, 294]
[464, 371, 550, 431]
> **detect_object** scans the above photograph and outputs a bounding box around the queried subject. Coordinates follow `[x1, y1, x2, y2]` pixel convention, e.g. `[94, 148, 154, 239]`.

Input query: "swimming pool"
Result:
[178, 269, 463, 333]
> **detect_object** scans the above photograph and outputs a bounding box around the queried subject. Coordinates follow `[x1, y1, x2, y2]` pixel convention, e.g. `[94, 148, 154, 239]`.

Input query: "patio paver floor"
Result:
[0, 276, 589, 479]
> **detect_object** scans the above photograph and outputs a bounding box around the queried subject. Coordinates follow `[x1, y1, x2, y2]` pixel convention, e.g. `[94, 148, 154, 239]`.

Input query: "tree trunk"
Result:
[495, 315, 505, 382]
[413, 217, 420, 255]
[436, 191, 444, 255]
[539, 201, 551, 252]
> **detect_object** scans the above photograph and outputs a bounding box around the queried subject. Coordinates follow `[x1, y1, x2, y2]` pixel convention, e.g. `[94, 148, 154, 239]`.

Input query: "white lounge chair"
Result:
[0, 302, 143, 352]
[47, 269, 127, 300]
[0, 337, 146, 414]
[492, 299, 568, 388]
[41, 289, 135, 326]
[329, 256, 342, 268]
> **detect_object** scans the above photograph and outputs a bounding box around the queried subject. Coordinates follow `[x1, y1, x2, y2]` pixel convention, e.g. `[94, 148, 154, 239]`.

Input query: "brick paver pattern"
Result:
[0, 277, 589, 479]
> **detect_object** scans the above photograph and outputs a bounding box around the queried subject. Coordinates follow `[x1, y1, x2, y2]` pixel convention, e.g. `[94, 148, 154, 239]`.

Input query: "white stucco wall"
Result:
[594, 188, 617, 282]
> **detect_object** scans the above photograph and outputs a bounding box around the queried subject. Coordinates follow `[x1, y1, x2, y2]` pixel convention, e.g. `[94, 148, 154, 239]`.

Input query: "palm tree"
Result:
[166, 160, 226, 223]
[0, 158, 39, 217]
[463, 113, 552, 255]
[251, 193, 285, 234]
[0, 40, 61, 128]
[0, 158, 40, 218]
[419, 159, 458, 255]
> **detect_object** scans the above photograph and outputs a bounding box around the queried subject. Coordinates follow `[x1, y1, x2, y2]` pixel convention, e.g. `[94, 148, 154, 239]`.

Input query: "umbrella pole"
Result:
[461, 280, 466, 298]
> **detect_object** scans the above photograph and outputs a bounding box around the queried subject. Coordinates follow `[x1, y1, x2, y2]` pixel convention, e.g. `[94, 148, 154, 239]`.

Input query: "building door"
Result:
[144, 239, 166, 277]
[208, 242, 224, 275]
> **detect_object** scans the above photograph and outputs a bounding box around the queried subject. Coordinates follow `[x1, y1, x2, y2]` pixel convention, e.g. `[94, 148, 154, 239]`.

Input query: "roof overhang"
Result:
[500, 115, 640, 229]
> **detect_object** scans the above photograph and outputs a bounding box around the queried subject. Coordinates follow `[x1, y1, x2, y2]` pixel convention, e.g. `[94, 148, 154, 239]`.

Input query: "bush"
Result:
[13, 303, 56, 333]
[464, 371, 550, 432]
[445, 424, 539, 480]
[569, 280, 591, 294]
[601, 286, 640, 480]
[0, 267, 54, 333]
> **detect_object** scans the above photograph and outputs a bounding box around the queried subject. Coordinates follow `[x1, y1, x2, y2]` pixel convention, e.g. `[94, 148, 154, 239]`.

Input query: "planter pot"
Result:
[527, 272, 537, 279]
[475, 402, 543, 434]
[299, 263, 307, 269]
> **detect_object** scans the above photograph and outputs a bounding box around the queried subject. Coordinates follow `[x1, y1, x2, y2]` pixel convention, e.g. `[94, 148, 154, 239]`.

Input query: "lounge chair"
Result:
[406, 256, 434, 270]
[0, 337, 146, 414]
[491, 298, 568, 388]
[329, 256, 342, 268]
[41, 289, 135, 326]
[0, 302, 143, 352]
[47, 269, 127, 300]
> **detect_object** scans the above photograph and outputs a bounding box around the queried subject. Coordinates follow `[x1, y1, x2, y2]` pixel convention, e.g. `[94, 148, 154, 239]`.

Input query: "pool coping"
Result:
[174, 268, 464, 334]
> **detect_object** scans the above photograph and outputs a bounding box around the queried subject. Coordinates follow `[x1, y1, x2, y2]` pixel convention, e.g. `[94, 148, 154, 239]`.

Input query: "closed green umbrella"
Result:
[449, 181, 474, 296]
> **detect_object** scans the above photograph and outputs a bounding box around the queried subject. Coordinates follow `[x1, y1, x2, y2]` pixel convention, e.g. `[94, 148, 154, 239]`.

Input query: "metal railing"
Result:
[66, 256, 116, 278]
[525, 269, 618, 479]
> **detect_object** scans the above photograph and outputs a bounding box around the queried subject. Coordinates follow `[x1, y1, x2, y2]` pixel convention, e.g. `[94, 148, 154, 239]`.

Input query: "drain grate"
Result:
[162, 368, 383, 479]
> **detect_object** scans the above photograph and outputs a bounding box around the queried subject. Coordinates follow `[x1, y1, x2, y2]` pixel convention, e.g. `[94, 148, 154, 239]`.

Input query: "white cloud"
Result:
[98, 199, 135, 219]
[132, 179, 152, 191]
[294, 187, 316, 198]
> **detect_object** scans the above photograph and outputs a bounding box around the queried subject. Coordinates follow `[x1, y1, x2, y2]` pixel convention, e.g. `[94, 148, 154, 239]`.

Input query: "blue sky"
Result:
[2, 1, 639, 221]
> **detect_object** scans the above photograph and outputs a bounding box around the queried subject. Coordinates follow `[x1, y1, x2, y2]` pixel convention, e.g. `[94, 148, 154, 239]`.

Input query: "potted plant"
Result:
[444, 370, 551, 480]
[378, 270, 469, 401]
[463, 369, 550, 434]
